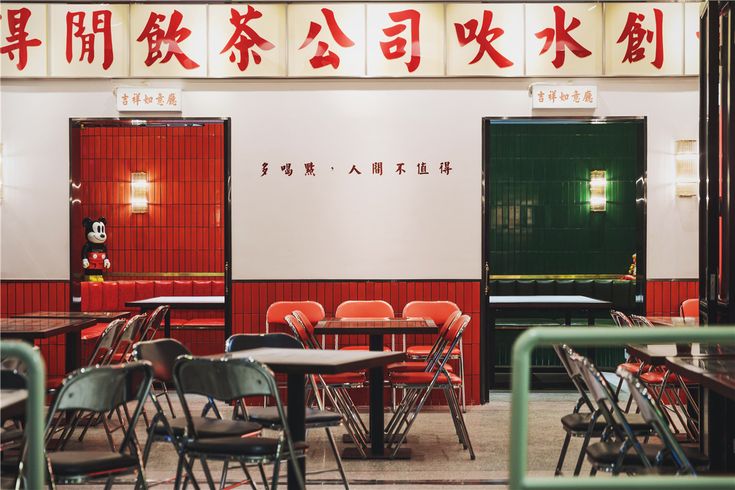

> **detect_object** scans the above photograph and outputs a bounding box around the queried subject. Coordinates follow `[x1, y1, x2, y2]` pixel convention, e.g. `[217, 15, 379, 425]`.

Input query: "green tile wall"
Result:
[487, 120, 641, 275]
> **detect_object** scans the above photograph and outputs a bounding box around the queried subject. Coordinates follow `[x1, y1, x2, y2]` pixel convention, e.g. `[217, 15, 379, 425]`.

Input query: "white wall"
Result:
[0, 77, 698, 280]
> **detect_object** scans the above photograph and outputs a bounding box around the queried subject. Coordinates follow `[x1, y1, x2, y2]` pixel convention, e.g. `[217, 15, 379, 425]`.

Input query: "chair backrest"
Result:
[402, 301, 460, 327]
[174, 356, 278, 402]
[610, 309, 633, 327]
[680, 298, 700, 320]
[266, 301, 325, 332]
[291, 310, 323, 348]
[132, 338, 192, 383]
[49, 361, 153, 414]
[335, 300, 394, 319]
[226, 333, 302, 352]
[554, 345, 595, 412]
[619, 368, 697, 474]
[140, 305, 169, 341]
[629, 315, 654, 327]
[111, 314, 149, 362]
[284, 314, 313, 348]
[433, 314, 470, 371]
[88, 318, 126, 366]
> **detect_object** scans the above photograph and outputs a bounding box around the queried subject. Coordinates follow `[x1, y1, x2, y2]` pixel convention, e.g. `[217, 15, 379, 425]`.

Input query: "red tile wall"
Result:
[231, 280, 482, 405]
[646, 279, 699, 316]
[73, 124, 225, 277]
[0, 281, 70, 377]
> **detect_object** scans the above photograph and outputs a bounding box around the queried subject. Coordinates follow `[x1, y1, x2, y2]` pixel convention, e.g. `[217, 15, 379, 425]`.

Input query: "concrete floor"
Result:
[48, 391, 608, 489]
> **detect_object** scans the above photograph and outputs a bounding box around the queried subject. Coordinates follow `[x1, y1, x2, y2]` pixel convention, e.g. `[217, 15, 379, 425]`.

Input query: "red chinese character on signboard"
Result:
[0, 8, 42, 70]
[454, 10, 513, 67]
[396, 163, 406, 175]
[167, 93, 177, 106]
[616, 9, 664, 69]
[280, 163, 293, 176]
[136, 9, 200, 69]
[261, 162, 269, 176]
[535, 6, 591, 69]
[417, 162, 428, 175]
[439, 161, 452, 175]
[299, 8, 354, 69]
[380, 9, 421, 73]
[372, 162, 383, 175]
[220, 6, 275, 72]
[66, 10, 113, 69]
[304, 162, 316, 176]
[348, 164, 362, 175]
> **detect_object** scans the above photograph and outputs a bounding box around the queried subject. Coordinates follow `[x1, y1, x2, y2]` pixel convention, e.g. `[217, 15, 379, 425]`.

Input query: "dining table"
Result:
[484, 295, 613, 399]
[313, 317, 438, 460]
[0, 317, 96, 373]
[125, 295, 225, 338]
[0, 389, 28, 423]
[205, 347, 404, 490]
[11, 311, 130, 322]
[665, 354, 735, 473]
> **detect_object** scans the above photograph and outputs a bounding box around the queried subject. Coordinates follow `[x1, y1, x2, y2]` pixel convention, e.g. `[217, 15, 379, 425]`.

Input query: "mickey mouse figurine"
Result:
[82, 217, 111, 282]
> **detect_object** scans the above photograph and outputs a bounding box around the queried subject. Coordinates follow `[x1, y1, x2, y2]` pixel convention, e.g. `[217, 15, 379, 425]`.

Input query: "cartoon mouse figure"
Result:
[82, 217, 111, 282]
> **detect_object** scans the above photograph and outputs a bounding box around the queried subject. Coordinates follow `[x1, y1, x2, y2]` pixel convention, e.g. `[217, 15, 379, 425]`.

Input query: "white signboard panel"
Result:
[130, 4, 207, 78]
[684, 2, 701, 76]
[446, 3, 524, 77]
[367, 3, 444, 77]
[525, 3, 603, 77]
[0, 3, 47, 77]
[287, 3, 365, 77]
[531, 84, 597, 109]
[208, 4, 287, 77]
[116, 87, 182, 111]
[49, 4, 129, 78]
[605, 3, 684, 76]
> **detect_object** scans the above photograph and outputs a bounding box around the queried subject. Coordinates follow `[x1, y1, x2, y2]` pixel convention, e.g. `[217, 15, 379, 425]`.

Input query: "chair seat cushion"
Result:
[406, 345, 461, 358]
[81, 323, 108, 341]
[617, 362, 643, 374]
[389, 371, 461, 386]
[321, 372, 365, 385]
[561, 412, 651, 433]
[244, 407, 342, 427]
[640, 371, 694, 384]
[586, 441, 708, 467]
[339, 345, 391, 351]
[186, 436, 308, 457]
[48, 451, 138, 476]
[386, 361, 454, 373]
[153, 417, 261, 438]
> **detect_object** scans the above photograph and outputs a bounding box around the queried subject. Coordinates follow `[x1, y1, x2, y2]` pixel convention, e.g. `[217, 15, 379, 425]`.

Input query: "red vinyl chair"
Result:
[334, 300, 394, 351]
[402, 301, 464, 411]
[679, 298, 699, 321]
[265, 301, 325, 334]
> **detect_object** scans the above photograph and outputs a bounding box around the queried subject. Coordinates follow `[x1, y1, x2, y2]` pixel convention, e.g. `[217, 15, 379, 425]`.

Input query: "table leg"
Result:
[484, 310, 496, 399]
[287, 373, 306, 490]
[65, 331, 82, 373]
[368, 334, 385, 457]
[164, 309, 171, 339]
[704, 387, 735, 472]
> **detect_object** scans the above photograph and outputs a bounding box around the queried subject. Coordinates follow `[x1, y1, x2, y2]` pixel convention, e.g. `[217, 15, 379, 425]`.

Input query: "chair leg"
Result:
[199, 456, 216, 489]
[446, 384, 474, 459]
[555, 432, 572, 476]
[219, 457, 229, 490]
[325, 427, 349, 489]
[257, 463, 270, 490]
[459, 340, 467, 413]
[573, 429, 593, 477]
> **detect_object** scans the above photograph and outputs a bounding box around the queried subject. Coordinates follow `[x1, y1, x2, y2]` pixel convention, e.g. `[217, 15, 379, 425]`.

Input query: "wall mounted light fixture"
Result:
[131, 172, 148, 213]
[675, 139, 698, 197]
[590, 170, 607, 212]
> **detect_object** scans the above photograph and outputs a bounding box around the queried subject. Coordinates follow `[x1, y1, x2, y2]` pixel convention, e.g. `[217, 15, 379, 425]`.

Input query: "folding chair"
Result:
[387, 314, 474, 459]
[139, 305, 169, 342]
[620, 368, 708, 474]
[132, 338, 263, 489]
[173, 355, 307, 489]
[227, 333, 350, 489]
[553, 345, 651, 476]
[44, 362, 153, 489]
[334, 300, 394, 351]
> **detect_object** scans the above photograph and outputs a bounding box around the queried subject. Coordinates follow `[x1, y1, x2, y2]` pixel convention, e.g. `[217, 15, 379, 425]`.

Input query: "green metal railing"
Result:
[509, 326, 735, 490]
[0, 341, 46, 489]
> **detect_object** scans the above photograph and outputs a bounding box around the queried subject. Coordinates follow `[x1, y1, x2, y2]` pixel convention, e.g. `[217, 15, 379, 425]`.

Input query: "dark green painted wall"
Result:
[487, 120, 641, 276]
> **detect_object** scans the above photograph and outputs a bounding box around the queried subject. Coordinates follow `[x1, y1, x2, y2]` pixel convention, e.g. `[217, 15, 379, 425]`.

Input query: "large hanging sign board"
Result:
[0, 2, 700, 79]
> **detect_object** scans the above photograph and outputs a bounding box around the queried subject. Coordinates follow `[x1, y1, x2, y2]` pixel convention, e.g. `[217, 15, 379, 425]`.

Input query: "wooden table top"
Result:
[487, 295, 612, 309]
[665, 355, 735, 400]
[0, 317, 97, 339]
[12, 311, 129, 322]
[205, 347, 405, 374]
[126, 296, 224, 309]
[314, 318, 437, 335]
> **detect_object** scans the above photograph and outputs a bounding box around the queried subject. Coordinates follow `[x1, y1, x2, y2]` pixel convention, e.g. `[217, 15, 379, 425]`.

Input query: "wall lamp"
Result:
[590, 170, 607, 212]
[131, 172, 149, 213]
[675, 139, 698, 197]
